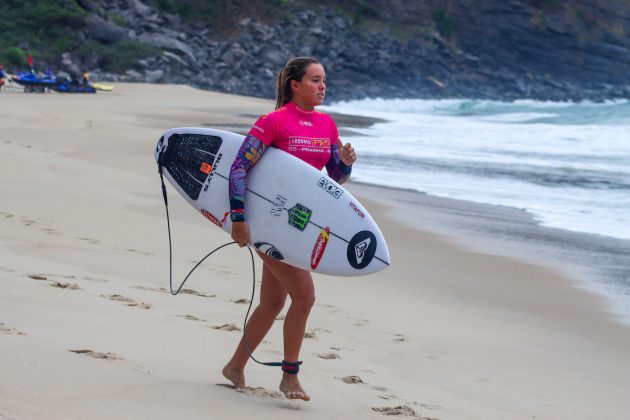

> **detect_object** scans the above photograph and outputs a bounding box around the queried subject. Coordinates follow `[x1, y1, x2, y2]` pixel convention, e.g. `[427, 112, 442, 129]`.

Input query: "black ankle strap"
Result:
[281, 360, 303, 374]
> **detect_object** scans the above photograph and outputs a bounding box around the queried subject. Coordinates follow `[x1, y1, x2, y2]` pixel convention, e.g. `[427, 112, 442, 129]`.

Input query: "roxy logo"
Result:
[299, 120, 314, 127]
[347, 230, 377, 270]
[317, 177, 343, 199]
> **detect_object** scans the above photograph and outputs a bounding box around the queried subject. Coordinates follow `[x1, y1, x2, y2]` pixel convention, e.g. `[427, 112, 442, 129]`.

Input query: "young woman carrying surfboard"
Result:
[223, 57, 357, 401]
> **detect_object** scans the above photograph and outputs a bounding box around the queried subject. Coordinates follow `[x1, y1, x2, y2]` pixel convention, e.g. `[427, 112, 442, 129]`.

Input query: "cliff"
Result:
[1, 0, 628, 101]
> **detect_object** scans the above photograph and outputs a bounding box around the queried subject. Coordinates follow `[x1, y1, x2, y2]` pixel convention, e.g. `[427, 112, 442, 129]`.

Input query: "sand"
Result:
[1, 84, 630, 420]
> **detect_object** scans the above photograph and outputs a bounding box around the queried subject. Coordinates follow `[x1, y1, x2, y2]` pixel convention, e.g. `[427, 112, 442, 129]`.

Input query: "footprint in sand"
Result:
[393, 334, 408, 343]
[69, 349, 122, 360]
[238, 387, 283, 399]
[125, 248, 152, 256]
[233, 298, 251, 304]
[178, 314, 206, 322]
[214, 384, 283, 399]
[0, 323, 25, 335]
[102, 294, 135, 303]
[304, 331, 317, 339]
[211, 323, 241, 331]
[340, 375, 363, 384]
[50, 282, 82, 290]
[371, 405, 423, 418]
[316, 353, 341, 360]
[28, 274, 48, 281]
[22, 219, 36, 226]
[101, 294, 152, 309]
[179, 288, 216, 298]
[78, 237, 100, 245]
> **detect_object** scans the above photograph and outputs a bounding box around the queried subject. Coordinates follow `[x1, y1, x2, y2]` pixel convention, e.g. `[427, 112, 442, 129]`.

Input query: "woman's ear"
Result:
[290, 79, 299, 92]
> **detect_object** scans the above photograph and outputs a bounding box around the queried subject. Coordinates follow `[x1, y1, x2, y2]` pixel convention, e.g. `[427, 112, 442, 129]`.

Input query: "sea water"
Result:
[324, 98, 630, 241]
[324, 98, 630, 322]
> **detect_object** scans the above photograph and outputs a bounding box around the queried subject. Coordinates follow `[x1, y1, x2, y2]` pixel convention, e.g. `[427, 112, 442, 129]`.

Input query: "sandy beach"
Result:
[1, 84, 630, 420]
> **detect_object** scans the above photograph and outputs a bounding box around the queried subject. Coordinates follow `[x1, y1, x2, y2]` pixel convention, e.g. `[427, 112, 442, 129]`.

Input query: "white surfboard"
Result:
[155, 127, 390, 276]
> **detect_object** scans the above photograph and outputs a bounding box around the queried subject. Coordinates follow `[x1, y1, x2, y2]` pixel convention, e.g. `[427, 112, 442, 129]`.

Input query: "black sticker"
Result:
[288, 203, 312, 231]
[347, 231, 377, 269]
[254, 242, 284, 260]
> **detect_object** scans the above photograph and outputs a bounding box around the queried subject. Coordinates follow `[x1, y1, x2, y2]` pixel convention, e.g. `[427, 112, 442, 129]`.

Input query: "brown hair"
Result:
[275, 57, 321, 110]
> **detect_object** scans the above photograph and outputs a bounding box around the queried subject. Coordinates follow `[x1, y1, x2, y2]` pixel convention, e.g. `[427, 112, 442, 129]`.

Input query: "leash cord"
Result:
[159, 164, 281, 367]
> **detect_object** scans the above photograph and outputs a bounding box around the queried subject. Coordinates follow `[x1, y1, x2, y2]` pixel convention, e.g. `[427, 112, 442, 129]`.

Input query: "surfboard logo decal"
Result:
[311, 227, 330, 270]
[288, 203, 312, 231]
[271, 194, 287, 217]
[348, 202, 365, 219]
[347, 231, 377, 269]
[254, 242, 284, 260]
[201, 209, 222, 227]
[200, 162, 212, 174]
[317, 177, 343, 199]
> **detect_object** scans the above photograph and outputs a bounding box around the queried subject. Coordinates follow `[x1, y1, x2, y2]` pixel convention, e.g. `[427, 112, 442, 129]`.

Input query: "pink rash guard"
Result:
[228, 101, 351, 222]
[249, 101, 339, 170]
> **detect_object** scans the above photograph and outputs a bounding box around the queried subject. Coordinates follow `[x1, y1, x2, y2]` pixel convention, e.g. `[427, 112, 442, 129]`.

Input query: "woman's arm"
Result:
[229, 134, 268, 222]
[228, 134, 268, 247]
[325, 140, 355, 184]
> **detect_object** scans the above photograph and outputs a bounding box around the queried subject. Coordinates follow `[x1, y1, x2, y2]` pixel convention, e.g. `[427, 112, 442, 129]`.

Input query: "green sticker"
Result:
[288, 203, 312, 231]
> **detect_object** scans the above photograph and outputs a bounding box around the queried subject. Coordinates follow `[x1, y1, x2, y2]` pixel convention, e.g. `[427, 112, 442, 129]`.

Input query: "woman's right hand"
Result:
[231, 221, 250, 247]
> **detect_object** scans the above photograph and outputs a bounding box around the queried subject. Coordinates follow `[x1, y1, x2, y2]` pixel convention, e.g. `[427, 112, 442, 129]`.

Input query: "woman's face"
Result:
[291, 63, 326, 109]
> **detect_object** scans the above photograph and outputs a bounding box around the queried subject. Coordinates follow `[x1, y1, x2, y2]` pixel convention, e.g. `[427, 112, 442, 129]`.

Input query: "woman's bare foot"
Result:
[279, 373, 310, 401]
[222, 363, 245, 389]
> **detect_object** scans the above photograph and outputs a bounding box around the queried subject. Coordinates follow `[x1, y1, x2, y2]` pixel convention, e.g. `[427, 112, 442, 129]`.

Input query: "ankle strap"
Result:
[281, 360, 303, 374]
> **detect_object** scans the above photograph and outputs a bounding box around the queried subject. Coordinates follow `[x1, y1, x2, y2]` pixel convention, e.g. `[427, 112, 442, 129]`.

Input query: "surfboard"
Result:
[92, 83, 114, 91]
[155, 127, 390, 276]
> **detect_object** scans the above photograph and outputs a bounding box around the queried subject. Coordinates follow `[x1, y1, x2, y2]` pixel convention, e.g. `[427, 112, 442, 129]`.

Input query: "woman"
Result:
[223, 57, 357, 401]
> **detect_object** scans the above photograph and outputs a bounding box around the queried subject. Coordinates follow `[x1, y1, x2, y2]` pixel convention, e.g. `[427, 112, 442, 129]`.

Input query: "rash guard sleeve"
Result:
[228, 134, 267, 222]
[325, 140, 352, 184]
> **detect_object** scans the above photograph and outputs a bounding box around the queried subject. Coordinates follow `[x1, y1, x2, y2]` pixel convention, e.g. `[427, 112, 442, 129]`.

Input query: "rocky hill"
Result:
[1, 0, 629, 101]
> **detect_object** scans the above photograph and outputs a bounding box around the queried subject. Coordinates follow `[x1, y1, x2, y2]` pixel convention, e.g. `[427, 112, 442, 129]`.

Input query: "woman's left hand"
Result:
[340, 142, 356, 166]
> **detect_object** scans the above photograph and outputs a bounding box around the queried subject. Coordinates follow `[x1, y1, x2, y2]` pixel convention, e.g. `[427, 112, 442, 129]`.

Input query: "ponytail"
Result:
[275, 57, 320, 110]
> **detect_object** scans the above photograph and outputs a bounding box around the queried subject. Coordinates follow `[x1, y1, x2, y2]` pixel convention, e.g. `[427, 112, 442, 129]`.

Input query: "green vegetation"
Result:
[0, 47, 28, 68]
[0, 0, 159, 72]
[432, 8, 453, 40]
[0, 0, 87, 65]
[77, 40, 162, 73]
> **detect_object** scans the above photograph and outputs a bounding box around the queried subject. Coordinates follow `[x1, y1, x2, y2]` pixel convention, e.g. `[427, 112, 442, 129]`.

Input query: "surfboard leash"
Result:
[157, 161, 282, 368]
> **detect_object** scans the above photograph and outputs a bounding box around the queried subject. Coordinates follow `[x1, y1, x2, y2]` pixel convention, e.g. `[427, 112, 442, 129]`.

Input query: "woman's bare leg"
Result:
[222, 259, 287, 388]
[260, 253, 315, 401]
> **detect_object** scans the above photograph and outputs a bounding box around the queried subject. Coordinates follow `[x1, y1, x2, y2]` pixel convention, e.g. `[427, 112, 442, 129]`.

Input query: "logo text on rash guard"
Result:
[311, 227, 330, 270]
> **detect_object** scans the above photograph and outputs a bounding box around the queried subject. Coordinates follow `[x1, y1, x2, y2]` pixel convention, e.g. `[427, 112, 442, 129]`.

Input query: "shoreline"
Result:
[347, 180, 630, 326]
[2, 83, 630, 419]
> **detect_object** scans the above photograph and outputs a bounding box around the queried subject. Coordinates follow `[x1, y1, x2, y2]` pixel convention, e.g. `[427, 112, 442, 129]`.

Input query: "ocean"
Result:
[324, 98, 630, 241]
[323, 98, 630, 322]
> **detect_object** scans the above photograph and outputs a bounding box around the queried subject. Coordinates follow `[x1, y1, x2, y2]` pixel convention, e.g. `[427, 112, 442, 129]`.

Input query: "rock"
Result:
[138, 32, 195, 61]
[60, 53, 82, 79]
[144, 69, 164, 83]
[127, 0, 153, 18]
[124, 69, 143, 82]
[85, 15, 128, 44]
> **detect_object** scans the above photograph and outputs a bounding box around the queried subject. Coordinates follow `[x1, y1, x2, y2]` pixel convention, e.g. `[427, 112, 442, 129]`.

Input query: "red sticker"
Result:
[311, 227, 330, 270]
[201, 209, 222, 227]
